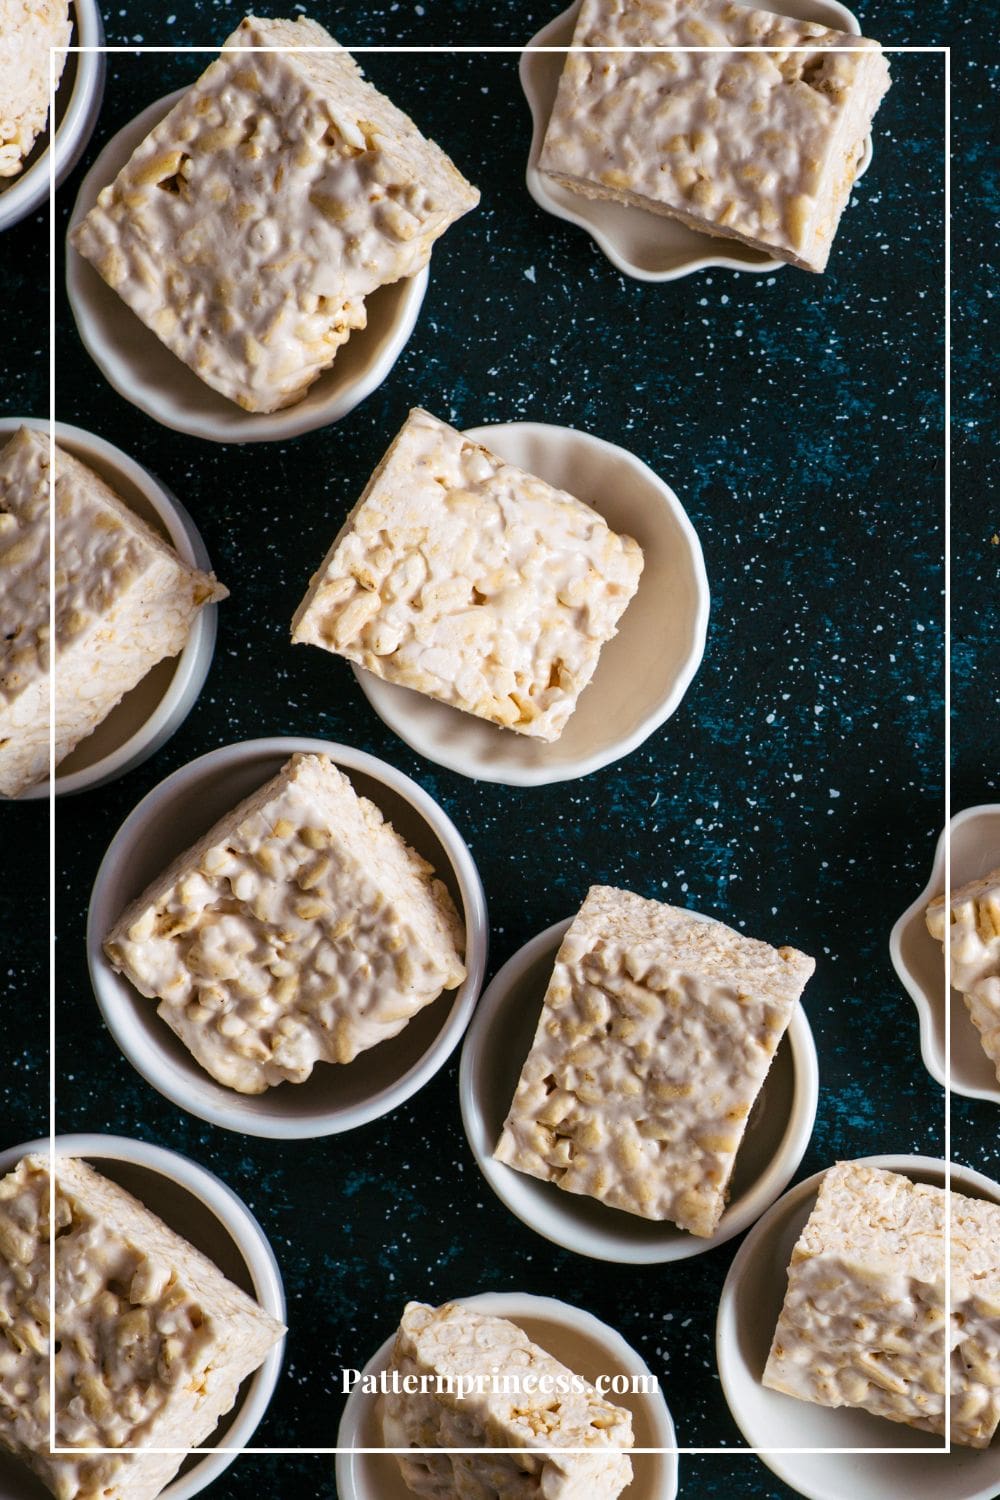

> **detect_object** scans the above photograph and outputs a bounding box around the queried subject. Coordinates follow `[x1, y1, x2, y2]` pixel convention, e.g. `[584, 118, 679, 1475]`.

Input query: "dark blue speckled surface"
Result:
[0, 2, 993, 1496]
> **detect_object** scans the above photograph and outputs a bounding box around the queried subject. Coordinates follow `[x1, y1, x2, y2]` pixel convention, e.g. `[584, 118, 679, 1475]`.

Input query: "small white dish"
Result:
[459, 914, 818, 1263]
[65, 87, 428, 444]
[716, 1153, 1000, 1500]
[0, 415, 223, 801]
[890, 804, 1000, 1106]
[336, 1290, 678, 1500]
[0, 0, 105, 234]
[352, 421, 709, 786]
[0, 1131, 285, 1500]
[521, 0, 872, 282]
[87, 736, 489, 1139]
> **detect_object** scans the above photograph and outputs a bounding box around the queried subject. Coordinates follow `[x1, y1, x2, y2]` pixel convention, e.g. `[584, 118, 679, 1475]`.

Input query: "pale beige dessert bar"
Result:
[539, 0, 891, 273]
[291, 408, 644, 742]
[104, 751, 467, 1094]
[0, 427, 227, 800]
[0, 1, 71, 179]
[70, 15, 479, 412]
[380, 1301, 634, 1500]
[494, 885, 814, 1236]
[926, 869, 1000, 1086]
[0, 1153, 284, 1500]
[763, 1160, 1000, 1447]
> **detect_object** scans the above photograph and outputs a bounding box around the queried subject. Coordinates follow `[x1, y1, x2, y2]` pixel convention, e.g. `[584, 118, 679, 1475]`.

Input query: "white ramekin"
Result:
[460, 914, 818, 1263]
[0, 415, 223, 801]
[0, 1131, 285, 1500]
[336, 1290, 678, 1500]
[86, 737, 489, 1138]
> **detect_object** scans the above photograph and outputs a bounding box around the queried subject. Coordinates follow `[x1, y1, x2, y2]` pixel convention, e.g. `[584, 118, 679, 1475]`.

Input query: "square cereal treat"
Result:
[0, 1, 71, 179]
[70, 15, 479, 412]
[380, 1301, 634, 1499]
[539, 0, 891, 273]
[0, 1153, 284, 1500]
[494, 885, 814, 1236]
[926, 870, 1000, 1086]
[0, 427, 227, 799]
[104, 751, 467, 1094]
[763, 1161, 1000, 1447]
[291, 408, 644, 741]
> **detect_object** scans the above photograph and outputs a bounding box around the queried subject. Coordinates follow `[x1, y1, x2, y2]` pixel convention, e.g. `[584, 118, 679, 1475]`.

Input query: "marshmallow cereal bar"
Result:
[291, 408, 644, 741]
[539, 0, 891, 273]
[0, 1, 71, 179]
[0, 1153, 284, 1500]
[926, 870, 1000, 1087]
[380, 1301, 634, 1499]
[103, 752, 467, 1093]
[70, 15, 479, 412]
[495, 885, 814, 1236]
[763, 1161, 1000, 1447]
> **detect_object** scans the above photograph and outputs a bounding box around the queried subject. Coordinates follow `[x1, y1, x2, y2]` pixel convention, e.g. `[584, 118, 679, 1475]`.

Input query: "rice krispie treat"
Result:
[0, 1, 71, 179]
[926, 869, 1000, 1086]
[70, 15, 479, 412]
[104, 752, 467, 1094]
[380, 1301, 634, 1499]
[0, 427, 227, 800]
[494, 885, 814, 1236]
[539, 0, 891, 273]
[0, 1153, 285, 1500]
[291, 408, 644, 742]
[763, 1161, 1000, 1447]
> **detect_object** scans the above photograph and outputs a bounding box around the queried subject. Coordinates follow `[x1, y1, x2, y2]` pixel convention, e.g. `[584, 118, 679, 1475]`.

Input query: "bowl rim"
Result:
[0, 0, 106, 232]
[715, 1152, 1000, 1500]
[0, 414, 221, 801]
[335, 1289, 678, 1497]
[519, 0, 868, 284]
[86, 736, 489, 1139]
[0, 1130, 286, 1500]
[889, 802, 1000, 1105]
[458, 912, 818, 1264]
[65, 86, 429, 444]
[351, 419, 711, 788]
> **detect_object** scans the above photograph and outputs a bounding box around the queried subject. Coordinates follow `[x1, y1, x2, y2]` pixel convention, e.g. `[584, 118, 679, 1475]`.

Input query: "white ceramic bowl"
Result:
[0, 0, 105, 234]
[87, 736, 489, 1138]
[459, 914, 818, 1263]
[716, 1153, 1000, 1500]
[0, 1131, 285, 1500]
[0, 416, 223, 801]
[890, 805, 1000, 1106]
[65, 88, 428, 443]
[336, 1291, 678, 1500]
[521, 0, 872, 282]
[351, 421, 709, 786]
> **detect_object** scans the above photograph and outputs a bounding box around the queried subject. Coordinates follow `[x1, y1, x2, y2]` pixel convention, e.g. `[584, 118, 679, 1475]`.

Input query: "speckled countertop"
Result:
[0, 1, 993, 1497]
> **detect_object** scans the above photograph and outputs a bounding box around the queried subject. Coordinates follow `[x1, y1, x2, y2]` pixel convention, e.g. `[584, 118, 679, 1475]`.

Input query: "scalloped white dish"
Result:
[351, 421, 710, 786]
[65, 88, 428, 443]
[520, 0, 872, 282]
[890, 804, 1000, 1106]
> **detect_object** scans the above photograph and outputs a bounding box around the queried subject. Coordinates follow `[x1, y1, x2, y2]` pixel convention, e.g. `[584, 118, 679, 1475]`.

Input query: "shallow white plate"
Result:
[65, 87, 428, 443]
[351, 421, 709, 786]
[459, 914, 818, 1263]
[521, 0, 872, 282]
[87, 736, 488, 1138]
[336, 1291, 678, 1500]
[0, 0, 105, 233]
[716, 1154, 1000, 1500]
[0, 1131, 285, 1500]
[0, 416, 222, 800]
[890, 805, 1000, 1106]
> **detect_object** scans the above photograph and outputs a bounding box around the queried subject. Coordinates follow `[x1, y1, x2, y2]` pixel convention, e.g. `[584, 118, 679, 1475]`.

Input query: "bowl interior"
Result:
[66, 90, 425, 443]
[355, 422, 707, 785]
[467, 918, 799, 1260]
[93, 748, 471, 1128]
